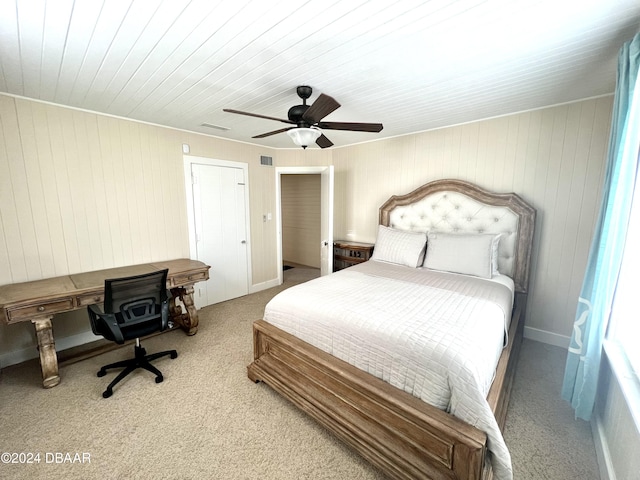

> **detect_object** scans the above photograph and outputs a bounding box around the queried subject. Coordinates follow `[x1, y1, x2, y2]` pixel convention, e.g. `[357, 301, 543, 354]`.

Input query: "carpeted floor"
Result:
[503, 339, 600, 479]
[0, 267, 600, 479]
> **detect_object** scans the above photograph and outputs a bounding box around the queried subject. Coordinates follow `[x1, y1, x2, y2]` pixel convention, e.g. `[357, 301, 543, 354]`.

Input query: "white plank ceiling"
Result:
[1, 0, 639, 149]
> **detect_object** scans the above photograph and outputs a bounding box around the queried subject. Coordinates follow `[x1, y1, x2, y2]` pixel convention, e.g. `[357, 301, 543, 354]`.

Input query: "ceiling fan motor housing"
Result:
[288, 104, 310, 125]
[288, 85, 313, 125]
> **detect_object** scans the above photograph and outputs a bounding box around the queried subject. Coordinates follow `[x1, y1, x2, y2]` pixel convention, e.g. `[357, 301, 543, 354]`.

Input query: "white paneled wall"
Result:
[0, 96, 189, 283]
[330, 96, 613, 341]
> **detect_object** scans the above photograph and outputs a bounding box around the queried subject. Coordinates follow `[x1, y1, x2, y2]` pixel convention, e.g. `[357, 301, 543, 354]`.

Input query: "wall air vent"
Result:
[200, 122, 230, 131]
[260, 155, 273, 166]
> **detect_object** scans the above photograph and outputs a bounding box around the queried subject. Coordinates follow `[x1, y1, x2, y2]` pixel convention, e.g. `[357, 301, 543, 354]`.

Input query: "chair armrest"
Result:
[88, 304, 124, 344]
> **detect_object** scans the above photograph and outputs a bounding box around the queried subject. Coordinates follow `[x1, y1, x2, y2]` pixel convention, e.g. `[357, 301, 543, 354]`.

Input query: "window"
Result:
[607, 50, 640, 379]
[608, 176, 640, 378]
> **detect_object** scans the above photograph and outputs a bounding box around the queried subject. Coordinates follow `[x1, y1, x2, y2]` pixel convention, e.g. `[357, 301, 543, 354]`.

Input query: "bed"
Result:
[247, 179, 535, 480]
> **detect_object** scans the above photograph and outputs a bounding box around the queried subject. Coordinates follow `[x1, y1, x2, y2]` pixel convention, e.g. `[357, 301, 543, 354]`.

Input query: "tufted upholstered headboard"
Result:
[379, 179, 536, 294]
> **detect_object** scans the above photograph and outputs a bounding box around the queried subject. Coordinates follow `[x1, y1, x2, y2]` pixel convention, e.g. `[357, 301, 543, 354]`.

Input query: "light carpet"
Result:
[0, 267, 599, 479]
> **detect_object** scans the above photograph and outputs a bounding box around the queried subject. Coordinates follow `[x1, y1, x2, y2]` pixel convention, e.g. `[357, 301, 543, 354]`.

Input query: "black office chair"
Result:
[88, 268, 177, 398]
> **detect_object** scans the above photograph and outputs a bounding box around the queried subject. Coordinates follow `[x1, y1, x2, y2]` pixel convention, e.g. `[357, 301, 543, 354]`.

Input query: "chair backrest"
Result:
[104, 269, 168, 322]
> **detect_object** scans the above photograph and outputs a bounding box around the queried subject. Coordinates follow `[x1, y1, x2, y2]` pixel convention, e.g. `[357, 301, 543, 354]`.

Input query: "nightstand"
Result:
[333, 240, 374, 272]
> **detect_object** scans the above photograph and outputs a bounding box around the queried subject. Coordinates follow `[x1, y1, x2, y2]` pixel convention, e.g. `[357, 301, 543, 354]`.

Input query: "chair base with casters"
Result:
[96, 338, 178, 398]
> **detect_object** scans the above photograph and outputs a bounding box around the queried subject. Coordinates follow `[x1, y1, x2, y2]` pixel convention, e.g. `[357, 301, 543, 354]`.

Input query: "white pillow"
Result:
[371, 225, 427, 268]
[424, 232, 500, 279]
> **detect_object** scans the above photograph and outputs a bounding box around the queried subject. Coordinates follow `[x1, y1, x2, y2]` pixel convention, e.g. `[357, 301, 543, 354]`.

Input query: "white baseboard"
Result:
[0, 330, 99, 369]
[249, 278, 280, 294]
[592, 414, 615, 480]
[0, 346, 38, 369]
[523, 326, 570, 348]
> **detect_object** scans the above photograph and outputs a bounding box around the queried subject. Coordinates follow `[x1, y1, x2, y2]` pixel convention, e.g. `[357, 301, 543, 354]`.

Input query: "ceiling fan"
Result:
[223, 85, 383, 149]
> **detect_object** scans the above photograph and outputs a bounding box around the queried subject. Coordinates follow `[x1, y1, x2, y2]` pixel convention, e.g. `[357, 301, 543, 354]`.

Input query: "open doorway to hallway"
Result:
[275, 165, 334, 283]
[281, 174, 321, 271]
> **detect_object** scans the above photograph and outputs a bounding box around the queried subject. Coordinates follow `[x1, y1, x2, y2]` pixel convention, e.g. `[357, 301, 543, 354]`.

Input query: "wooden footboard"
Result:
[247, 298, 524, 480]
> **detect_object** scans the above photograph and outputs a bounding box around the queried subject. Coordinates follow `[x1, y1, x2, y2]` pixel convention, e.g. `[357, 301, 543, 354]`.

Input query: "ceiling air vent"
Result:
[200, 122, 230, 131]
[260, 155, 273, 166]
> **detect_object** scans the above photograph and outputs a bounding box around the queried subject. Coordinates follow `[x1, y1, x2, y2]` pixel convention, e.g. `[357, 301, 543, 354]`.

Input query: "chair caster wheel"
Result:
[97, 370, 107, 377]
[170, 351, 178, 359]
[155, 376, 164, 384]
[103, 389, 113, 398]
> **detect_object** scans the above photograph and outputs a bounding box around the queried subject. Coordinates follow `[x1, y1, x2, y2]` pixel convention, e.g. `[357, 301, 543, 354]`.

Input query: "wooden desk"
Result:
[0, 258, 210, 388]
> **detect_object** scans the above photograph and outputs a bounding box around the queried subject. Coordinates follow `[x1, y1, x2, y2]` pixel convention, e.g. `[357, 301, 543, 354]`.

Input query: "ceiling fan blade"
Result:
[223, 108, 294, 124]
[317, 121, 383, 132]
[302, 94, 341, 124]
[252, 127, 294, 138]
[316, 134, 334, 149]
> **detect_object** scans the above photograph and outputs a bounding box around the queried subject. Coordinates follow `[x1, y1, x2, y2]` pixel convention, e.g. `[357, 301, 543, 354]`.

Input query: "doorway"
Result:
[275, 166, 334, 284]
[281, 174, 321, 269]
[183, 155, 251, 309]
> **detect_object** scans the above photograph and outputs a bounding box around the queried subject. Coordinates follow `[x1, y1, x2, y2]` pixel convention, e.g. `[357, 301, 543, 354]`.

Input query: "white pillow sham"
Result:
[424, 232, 501, 279]
[371, 225, 427, 268]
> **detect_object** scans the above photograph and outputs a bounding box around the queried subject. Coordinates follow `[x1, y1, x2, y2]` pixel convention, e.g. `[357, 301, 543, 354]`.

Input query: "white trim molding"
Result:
[523, 326, 571, 348]
[0, 331, 99, 369]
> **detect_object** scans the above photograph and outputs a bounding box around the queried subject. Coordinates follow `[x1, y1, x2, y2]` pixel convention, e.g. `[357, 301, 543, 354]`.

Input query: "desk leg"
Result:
[32, 318, 61, 388]
[169, 286, 199, 336]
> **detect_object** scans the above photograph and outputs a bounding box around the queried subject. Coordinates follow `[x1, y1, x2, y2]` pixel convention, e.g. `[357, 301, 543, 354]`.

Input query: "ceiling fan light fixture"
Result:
[287, 127, 321, 149]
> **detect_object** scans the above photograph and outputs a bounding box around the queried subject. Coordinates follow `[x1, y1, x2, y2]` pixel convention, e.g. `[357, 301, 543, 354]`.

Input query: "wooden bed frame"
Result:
[248, 179, 536, 480]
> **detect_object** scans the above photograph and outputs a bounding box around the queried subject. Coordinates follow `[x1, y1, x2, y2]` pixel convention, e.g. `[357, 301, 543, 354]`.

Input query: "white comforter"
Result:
[263, 260, 515, 480]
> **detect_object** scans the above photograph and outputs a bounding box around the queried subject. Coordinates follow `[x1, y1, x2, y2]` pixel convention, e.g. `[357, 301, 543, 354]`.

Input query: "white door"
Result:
[189, 161, 249, 308]
[320, 166, 334, 276]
